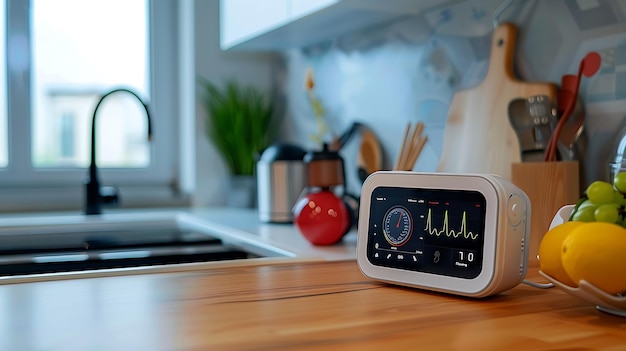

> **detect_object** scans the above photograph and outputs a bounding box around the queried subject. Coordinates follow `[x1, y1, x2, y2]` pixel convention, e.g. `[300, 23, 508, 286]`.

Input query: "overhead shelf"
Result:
[220, 0, 460, 51]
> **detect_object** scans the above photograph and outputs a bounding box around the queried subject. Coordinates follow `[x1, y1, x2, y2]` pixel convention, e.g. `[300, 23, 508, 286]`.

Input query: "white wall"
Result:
[187, 0, 626, 206]
[190, 0, 279, 206]
[277, 0, 626, 196]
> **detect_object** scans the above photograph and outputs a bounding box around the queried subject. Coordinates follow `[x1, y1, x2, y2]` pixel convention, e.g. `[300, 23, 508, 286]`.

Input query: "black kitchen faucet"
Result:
[85, 88, 152, 215]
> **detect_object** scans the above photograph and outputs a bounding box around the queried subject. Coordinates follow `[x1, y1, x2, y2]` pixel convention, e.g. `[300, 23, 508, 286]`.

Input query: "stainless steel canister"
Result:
[257, 144, 307, 223]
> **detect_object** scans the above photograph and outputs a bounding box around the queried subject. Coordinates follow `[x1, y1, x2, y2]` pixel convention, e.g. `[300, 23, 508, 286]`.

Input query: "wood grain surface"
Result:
[437, 23, 558, 180]
[1, 259, 625, 350]
[511, 161, 580, 266]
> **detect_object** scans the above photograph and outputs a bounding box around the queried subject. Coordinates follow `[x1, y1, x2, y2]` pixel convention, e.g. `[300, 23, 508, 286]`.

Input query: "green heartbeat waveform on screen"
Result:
[424, 209, 479, 240]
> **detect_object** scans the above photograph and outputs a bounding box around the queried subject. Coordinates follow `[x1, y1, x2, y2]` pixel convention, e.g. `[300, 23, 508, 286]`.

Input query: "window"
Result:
[60, 112, 76, 159]
[32, 0, 149, 168]
[1, 0, 181, 211]
[0, 0, 6, 167]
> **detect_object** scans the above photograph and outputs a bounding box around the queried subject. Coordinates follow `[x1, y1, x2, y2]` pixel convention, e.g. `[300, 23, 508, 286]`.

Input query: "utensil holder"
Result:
[511, 161, 580, 266]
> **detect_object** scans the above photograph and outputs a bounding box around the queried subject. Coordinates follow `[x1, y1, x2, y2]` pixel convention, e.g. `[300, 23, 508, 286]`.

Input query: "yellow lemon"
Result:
[538, 221, 582, 287]
[562, 222, 626, 295]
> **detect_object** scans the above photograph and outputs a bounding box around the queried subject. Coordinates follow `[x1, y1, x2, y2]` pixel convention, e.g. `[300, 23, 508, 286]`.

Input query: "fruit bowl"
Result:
[549, 204, 575, 228]
[539, 270, 626, 317]
[544, 205, 626, 317]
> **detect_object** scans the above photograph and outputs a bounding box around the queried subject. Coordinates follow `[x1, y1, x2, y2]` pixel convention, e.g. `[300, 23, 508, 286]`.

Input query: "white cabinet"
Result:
[290, 0, 338, 20]
[220, 0, 457, 51]
[220, 0, 290, 50]
[220, 0, 340, 50]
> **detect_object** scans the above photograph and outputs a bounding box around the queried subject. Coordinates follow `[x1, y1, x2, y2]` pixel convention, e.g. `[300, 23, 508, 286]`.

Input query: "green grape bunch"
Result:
[569, 172, 626, 227]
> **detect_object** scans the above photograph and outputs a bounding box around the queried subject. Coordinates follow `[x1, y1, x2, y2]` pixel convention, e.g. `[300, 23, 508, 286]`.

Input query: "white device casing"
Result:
[357, 171, 531, 298]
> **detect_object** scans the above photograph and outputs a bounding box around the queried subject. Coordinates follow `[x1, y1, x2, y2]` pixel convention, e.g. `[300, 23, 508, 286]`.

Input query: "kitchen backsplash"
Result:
[276, 0, 626, 196]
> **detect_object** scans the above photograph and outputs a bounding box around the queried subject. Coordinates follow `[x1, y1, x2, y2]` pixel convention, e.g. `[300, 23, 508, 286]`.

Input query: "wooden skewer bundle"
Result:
[393, 122, 428, 171]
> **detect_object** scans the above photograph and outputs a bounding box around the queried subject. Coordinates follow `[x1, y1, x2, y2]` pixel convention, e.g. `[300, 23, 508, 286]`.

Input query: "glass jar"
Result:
[609, 126, 626, 183]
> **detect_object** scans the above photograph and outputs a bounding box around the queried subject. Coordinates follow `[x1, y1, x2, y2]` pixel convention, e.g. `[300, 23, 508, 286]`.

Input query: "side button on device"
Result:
[507, 193, 525, 227]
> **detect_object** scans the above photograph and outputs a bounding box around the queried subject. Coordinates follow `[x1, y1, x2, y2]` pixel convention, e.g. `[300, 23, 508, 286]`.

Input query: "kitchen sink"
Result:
[0, 211, 279, 279]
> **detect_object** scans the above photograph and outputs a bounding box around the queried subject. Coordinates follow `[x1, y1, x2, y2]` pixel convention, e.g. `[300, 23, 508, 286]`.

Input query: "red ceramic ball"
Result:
[293, 190, 350, 245]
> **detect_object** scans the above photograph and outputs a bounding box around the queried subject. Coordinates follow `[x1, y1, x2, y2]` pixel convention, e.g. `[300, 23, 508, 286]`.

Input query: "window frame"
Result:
[1, 0, 186, 212]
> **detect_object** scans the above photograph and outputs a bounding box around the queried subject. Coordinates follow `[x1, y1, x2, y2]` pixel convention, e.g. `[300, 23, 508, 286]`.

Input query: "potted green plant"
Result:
[198, 77, 278, 206]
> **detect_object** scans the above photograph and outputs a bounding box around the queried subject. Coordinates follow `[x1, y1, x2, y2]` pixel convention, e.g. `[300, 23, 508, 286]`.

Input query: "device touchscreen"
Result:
[366, 186, 487, 279]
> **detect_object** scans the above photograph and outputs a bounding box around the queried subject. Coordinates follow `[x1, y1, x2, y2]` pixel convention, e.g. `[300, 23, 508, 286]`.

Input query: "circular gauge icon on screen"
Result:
[383, 206, 413, 246]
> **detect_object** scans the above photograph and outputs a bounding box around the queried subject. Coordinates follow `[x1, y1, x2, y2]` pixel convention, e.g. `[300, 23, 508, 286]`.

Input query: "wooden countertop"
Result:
[1, 259, 625, 350]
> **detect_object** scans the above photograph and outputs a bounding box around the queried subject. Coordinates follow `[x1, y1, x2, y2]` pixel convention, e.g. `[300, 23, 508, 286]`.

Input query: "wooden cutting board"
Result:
[437, 23, 558, 180]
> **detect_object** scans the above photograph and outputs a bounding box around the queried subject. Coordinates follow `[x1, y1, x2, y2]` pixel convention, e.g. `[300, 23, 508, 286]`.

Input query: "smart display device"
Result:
[357, 171, 531, 297]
